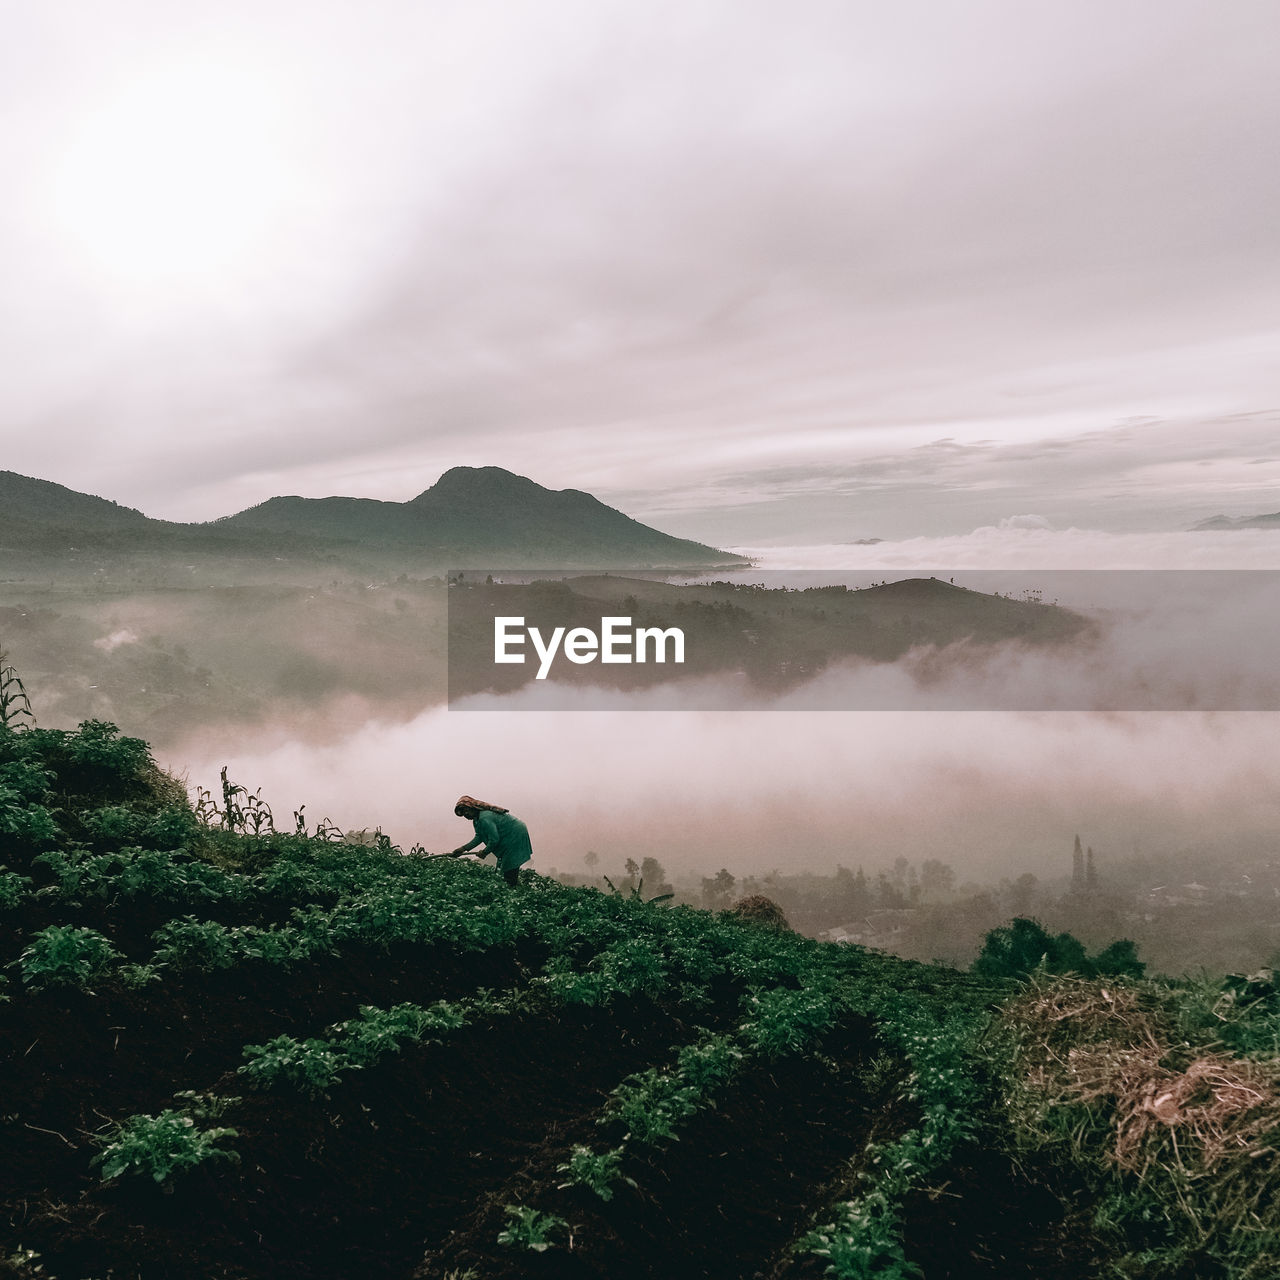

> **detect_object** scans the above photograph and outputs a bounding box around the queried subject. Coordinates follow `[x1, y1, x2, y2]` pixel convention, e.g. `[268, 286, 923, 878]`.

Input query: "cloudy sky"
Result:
[4, 0, 1279, 542]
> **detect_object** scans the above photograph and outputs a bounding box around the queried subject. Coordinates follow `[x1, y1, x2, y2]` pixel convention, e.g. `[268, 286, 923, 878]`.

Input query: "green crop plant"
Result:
[742, 986, 839, 1057]
[335, 1000, 469, 1065]
[0, 790, 57, 846]
[17, 925, 120, 989]
[151, 917, 237, 970]
[799, 999, 987, 1279]
[556, 1144, 636, 1201]
[76, 804, 145, 846]
[803, 1190, 922, 1280]
[171, 1090, 242, 1121]
[92, 1109, 239, 1187]
[535, 956, 614, 1007]
[118, 963, 162, 989]
[0, 869, 30, 910]
[675, 1034, 743, 1091]
[603, 1066, 701, 1145]
[598, 939, 668, 998]
[4, 1245, 43, 1273]
[495, 1205, 568, 1252]
[0, 649, 35, 729]
[32, 850, 90, 900]
[239, 1034, 346, 1095]
[193, 766, 276, 837]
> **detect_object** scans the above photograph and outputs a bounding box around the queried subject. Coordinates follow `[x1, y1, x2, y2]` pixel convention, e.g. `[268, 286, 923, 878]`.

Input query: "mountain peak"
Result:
[412, 466, 552, 502]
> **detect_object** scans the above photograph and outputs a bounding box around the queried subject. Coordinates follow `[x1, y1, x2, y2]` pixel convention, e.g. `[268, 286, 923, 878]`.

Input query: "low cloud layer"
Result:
[174, 701, 1280, 883]
[172, 557, 1280, 879]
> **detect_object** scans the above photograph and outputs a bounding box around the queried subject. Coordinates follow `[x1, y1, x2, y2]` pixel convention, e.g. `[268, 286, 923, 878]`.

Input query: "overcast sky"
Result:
[4, 0, 1279, 541]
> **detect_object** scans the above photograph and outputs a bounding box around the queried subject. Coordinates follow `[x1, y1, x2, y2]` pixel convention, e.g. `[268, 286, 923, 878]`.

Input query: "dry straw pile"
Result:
[997, 974, 1280, 1262]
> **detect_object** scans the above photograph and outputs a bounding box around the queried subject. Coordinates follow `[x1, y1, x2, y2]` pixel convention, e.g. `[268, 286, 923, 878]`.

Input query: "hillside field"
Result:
[1, 719, 1279, 1279]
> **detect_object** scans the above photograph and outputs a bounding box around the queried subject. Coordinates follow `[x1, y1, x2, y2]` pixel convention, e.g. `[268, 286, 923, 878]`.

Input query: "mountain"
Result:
[1190, 511, 1280, 531]
[217, 466, 741, 567]
[0, 471, 153, 530]
[0, 468, 745, 571]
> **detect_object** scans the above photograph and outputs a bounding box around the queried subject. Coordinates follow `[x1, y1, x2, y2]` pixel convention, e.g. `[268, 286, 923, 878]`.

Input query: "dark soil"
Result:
[419, 1016, 897, 1280]
[1, 939, 538, 1259]
[16, 998, 710, 1280]
[898, 1146, 1109, 1279]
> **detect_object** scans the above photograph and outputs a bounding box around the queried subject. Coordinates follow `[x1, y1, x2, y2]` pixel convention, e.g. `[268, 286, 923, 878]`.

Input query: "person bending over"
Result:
[449, 795, 532, 887]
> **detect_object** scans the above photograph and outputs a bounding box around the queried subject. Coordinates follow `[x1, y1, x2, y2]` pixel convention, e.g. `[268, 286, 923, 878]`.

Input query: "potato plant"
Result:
[17, 925, 120, 989]
[495, 1205, 568, 1253]
[92, 1110, 240, 1187]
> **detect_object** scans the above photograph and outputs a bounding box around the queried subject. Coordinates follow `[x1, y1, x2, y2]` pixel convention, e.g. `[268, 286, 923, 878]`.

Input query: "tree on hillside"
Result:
[834, 865, 873, 917]
[919, 858, 956, 900]
[1000, 872, 1038, 916]
[875, 871, 907, 910]
[972, 916, 1145, 981]
[1093, 938, 1145, 979]
[639, 856, 673, 898]
[702, 868, 736, 910]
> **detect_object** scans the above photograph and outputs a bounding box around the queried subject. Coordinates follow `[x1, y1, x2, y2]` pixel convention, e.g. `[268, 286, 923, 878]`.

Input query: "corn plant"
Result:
[192, 767, 275, 836]
[495, 1205, 568, 1252]
[0, 649, 34, 729]
[92, 1109, 239, 1186]
[17, 925, 120, 989]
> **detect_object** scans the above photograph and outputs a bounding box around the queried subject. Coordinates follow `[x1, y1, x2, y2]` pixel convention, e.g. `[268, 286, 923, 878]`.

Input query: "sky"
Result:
[3, 0, 1280, 543]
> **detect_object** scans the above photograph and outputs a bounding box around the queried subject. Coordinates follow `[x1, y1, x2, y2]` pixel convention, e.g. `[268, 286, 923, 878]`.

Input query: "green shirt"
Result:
[459, 810, 533, 872]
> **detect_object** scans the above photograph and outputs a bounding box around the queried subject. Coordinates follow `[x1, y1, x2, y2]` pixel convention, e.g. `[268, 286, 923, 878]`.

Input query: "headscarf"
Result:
[454, 794, 509, 817]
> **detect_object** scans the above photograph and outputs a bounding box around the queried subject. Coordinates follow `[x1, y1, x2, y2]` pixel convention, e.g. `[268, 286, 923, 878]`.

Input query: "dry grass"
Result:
[995, 974, 1280, 1263]
[728, 894, 792, 931]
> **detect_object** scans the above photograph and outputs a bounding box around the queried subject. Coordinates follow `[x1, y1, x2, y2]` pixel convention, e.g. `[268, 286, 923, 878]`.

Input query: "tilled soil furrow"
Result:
[421, 1017, 899, 1280]
[24, 997, 708, 1280]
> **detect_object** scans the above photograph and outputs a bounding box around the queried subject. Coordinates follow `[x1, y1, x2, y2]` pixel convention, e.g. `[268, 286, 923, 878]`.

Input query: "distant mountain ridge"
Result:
[0, 467, 744, 570]
[1190, 511, 1280, 531]
[0, 471, 155, 530]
